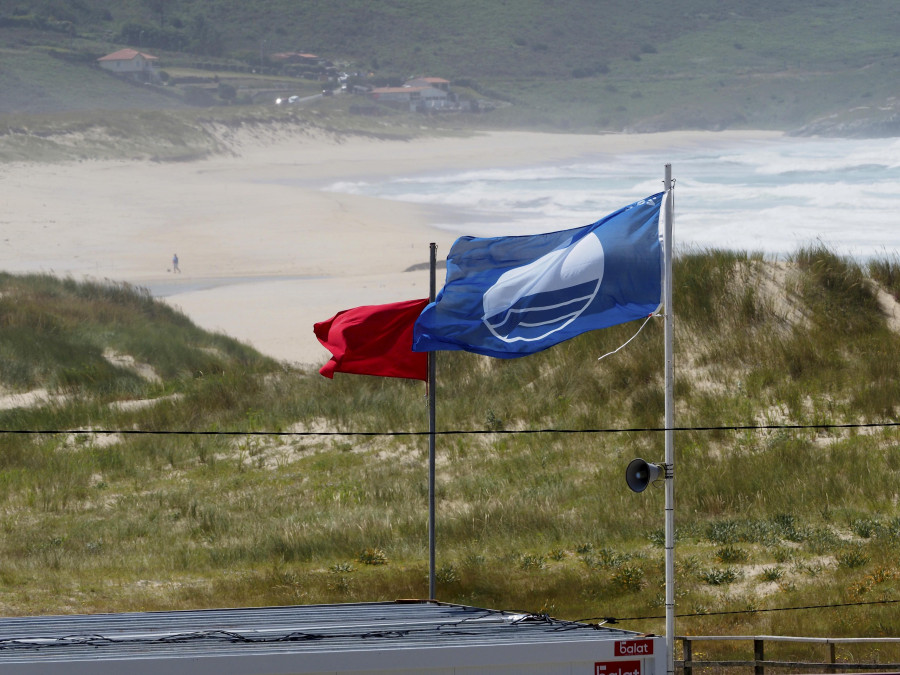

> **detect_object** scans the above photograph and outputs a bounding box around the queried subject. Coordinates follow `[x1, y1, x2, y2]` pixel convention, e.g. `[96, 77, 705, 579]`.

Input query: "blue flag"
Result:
[412, 192, 665, 358]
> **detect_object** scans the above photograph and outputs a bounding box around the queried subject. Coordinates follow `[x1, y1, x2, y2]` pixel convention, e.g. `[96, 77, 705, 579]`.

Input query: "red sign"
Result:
[595, 659, 641, 675]
[615, 639, 654, 656]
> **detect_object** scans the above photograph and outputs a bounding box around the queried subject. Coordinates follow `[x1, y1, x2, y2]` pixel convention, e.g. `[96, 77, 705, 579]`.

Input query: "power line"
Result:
[583, 598, 900, 625]
[0, 421, 898, 437]
[2, 423, 896, 628]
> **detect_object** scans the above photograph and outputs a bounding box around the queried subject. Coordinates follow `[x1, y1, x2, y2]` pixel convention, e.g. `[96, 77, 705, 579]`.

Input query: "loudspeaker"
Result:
[626, 458, 662, 493]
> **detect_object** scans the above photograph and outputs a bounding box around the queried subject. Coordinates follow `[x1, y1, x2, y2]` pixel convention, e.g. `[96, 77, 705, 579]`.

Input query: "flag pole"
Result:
[428, 242, 437, 600]
[663, 165, 676, 675]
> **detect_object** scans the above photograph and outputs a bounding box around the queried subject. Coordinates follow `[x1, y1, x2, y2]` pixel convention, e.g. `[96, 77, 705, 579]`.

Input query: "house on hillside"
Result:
[97, 48, 160, 83]
[269, 52, 322, 66]
[269, 52, 336, 79]
[405, 76, 450, 91]
[369, 85, 449, 111]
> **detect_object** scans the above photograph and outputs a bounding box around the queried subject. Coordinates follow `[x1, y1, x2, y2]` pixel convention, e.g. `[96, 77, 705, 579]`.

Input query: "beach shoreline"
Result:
[0, 128, 781, 367]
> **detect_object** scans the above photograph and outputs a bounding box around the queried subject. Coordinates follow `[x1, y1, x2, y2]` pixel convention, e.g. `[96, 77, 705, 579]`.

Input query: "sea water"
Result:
[328, 135, 900, 260]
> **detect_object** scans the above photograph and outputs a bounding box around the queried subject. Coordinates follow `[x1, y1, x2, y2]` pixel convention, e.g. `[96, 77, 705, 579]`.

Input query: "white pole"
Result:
[663, 165, 676, 675]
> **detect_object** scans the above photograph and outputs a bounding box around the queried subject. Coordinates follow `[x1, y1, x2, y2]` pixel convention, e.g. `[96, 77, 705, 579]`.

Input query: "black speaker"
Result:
[626, 458, 661, 493]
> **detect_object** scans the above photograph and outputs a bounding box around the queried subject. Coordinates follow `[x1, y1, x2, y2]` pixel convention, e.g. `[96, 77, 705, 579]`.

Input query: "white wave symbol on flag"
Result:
[482, 233, 604, 343]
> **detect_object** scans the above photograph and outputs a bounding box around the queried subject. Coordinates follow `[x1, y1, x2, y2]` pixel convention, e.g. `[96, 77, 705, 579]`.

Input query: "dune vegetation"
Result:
[2, 3, 900, 668]
[0, 248, 898, 665]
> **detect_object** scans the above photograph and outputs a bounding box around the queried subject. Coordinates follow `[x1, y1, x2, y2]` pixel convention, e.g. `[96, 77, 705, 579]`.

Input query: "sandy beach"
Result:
[0, 128, 779, 368]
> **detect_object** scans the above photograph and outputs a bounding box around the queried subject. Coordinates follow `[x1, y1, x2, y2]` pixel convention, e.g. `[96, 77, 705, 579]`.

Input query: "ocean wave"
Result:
[326, 136, 900, 257]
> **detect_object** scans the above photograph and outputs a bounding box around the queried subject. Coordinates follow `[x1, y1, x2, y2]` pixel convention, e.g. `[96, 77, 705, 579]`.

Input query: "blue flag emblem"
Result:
[413, 193, 664, 358]
[482, 229, 605, 343]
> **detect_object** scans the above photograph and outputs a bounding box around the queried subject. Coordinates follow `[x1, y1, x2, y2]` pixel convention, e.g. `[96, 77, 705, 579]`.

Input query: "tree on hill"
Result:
[187, 13, 223, 57]
[142, 0, 174, 29]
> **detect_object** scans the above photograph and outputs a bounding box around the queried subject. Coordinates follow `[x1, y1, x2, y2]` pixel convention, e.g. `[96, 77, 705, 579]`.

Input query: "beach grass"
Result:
[0, 249, 897, 649]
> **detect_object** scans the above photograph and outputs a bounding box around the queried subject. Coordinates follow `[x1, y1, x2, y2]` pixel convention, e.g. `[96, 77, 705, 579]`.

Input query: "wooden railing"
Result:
[678, 635, 900, 674]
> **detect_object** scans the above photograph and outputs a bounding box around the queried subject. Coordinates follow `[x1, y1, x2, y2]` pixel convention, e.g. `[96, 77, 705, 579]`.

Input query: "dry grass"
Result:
[0, 254, 897, 645]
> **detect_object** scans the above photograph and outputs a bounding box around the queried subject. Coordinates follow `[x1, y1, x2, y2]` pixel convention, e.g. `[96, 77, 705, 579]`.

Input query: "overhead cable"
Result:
[0, 421, 898, 437]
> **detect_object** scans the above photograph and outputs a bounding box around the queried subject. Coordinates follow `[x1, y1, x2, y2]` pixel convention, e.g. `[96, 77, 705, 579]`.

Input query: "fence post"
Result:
[829, 641, 837, 674]
[754, 638, 765, 675]
[682, 638, 692, 675]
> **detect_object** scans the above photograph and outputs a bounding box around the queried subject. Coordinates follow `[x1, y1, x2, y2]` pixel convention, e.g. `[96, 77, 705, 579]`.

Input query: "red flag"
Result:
[314, 298, 429, 380]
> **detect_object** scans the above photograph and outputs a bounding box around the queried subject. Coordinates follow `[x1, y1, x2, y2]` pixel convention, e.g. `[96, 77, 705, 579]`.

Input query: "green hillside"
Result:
[3, 1, 900, 133]
[0, 252, 898, 664]
[1, 1, 900, 662]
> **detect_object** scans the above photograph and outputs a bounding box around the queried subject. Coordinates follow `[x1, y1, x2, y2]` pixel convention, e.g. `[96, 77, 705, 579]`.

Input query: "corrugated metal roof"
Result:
[0, 600, 644, 671]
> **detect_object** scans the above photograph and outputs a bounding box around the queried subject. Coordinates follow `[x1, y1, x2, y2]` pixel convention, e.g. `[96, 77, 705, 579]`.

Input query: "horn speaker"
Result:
[626, 458, 662, 493]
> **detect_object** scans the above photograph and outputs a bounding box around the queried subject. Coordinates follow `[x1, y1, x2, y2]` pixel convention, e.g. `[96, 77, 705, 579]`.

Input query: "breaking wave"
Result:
[328, 136, 900, 258]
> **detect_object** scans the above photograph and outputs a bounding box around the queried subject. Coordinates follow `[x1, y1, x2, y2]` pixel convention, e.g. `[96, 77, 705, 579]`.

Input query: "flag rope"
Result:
[596, 312, 658, 361]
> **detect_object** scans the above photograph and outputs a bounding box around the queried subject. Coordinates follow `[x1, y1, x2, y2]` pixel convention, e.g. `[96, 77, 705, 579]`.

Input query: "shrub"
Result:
[876, 517, 900, 543]
[357, 548, 388, 565]
[773, 513, 804, 541]
[716, 545, 750, 564]
[484, 409, 503, 431]
[327, 575, 353, 594]
[706, 520, 740, 544]
[217, 82, 237, 102]
[435, 564, 459, 585]
[612, 565, 645, 592]
[837, 546, 870, 569]
[851, 518, 878, 538]
[791, 561, 824, 577]
[520, 554, 545, 570]
[594, 548, 630, 569]
[760, 567, 784, 582]
[868, 567, 895, 584]
[548, 548, 567, 561]
[699, 567, 741, 585]
[678, 555, 702, 575]
[648, 528, 666, 547]
[773, 547, 794, 563]
[803, 527, 840, 555]
[743, 520, 780, 545]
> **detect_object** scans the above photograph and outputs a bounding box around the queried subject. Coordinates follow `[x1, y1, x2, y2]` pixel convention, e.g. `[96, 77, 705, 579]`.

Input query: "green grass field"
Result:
[4, 1, 900, 134]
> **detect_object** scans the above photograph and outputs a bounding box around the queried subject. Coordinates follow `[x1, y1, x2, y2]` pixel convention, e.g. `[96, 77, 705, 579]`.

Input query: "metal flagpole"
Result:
[663, 165, 676, 675]
[428, 242, 437, 600]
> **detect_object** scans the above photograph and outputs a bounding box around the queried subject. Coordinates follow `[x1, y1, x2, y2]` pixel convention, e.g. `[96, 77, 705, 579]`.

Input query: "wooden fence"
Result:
[678, 635, 900, 674]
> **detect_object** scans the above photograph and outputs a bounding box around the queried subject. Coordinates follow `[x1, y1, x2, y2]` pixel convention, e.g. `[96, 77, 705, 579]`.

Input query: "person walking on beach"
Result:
[172, 253, 180, 273]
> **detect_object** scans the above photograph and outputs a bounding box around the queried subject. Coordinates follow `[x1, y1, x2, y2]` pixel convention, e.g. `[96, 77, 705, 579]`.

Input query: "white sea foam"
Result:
[327, 136, 900, 259]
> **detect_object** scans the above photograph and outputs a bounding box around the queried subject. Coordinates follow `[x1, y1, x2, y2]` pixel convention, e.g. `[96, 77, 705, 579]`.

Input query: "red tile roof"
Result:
[98, 48, 158, 62]
[371, 86, 430, 94]
[269, 52, 319, 61]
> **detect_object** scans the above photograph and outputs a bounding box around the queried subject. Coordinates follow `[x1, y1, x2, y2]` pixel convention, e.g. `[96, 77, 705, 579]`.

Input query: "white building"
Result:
[405, 76, 451, 91]
[369, 85, 449, 111]
[97, 48, 160, 82]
